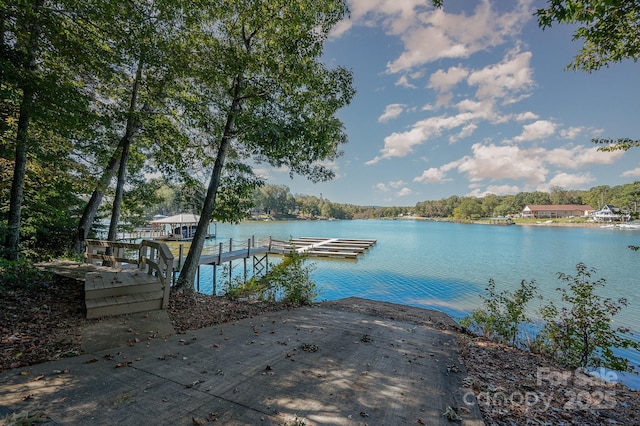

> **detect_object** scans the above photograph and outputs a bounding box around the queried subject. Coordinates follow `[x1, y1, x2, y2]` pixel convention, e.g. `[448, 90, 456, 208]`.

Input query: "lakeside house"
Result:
[590, 204, 631, 222]
[521, 204, 594, 219]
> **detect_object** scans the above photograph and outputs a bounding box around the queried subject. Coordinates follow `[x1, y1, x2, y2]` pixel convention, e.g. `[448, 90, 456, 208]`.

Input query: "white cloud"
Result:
[622, 167, 640, 178]
[414, 167, 448, 183]
[513, 120, 557, 142]
[467, 50, 534, 102]
[545, 146, 624, 169]
[546, 172, 595, 189]
[448, 143, 548, 185]
[389, 180, 405, 188]
[385, 1, 533, 73]
[560, 126, 584, 140]
[329, 18, 353, 39]
[253, 167, 272, 180]
[395, 75, 416, 88]
[428, 66, 469, 93]
[379, 104, 405, 122]
[397, 187, 413, 197]
[485, 184, 520, 195]
[468, 184, 521, 197]
[449, 123, 478, 143]
[514, 111, 538, 121]
[426, 142, 625, 193]
[367, 111, 485, 164]
[374, 183, 389, 192]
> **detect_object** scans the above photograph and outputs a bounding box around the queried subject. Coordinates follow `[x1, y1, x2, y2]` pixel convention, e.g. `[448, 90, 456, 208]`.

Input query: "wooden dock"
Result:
[270, 237, 377, 259]
[37, 235, 377, 315]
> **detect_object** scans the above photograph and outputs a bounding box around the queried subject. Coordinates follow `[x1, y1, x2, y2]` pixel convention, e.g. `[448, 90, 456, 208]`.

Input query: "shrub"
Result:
[223, 251, 317, 306]
[459, 278, 538, 347]
[0, 259, 50, 292]
[262, 251, 317, 305]
[535, 263, 640, 372]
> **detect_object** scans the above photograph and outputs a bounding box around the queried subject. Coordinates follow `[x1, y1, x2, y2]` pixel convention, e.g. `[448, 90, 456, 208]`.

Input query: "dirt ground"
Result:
[2, 278, 639, 425]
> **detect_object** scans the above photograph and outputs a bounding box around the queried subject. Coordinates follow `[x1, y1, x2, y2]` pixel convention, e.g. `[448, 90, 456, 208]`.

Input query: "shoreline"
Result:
[357, 216, 637, 229]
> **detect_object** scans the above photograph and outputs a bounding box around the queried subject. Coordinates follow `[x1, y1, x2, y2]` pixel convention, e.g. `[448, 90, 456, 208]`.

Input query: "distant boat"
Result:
[149, 213, 216, 241]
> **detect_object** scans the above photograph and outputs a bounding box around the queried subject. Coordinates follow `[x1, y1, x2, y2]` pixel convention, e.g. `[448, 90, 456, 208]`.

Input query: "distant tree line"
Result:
[142, 181, 640, 222]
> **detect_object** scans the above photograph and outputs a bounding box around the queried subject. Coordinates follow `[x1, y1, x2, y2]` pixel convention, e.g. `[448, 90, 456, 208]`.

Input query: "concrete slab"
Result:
[81, 310, 176, 353]
[0, 299, 483, 425]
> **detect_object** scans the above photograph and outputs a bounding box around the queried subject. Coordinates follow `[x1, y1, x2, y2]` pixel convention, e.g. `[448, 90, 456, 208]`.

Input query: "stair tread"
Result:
[85, 290, 164, 309]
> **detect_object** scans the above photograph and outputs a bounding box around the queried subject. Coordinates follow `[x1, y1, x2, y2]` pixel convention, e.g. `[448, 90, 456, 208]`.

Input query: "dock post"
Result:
[213, 264, 217, 294]
[244, 257, 248, 282]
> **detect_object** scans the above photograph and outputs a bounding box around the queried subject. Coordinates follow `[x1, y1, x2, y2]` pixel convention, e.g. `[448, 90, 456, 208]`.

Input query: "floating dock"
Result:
[270, 237, 377, 259]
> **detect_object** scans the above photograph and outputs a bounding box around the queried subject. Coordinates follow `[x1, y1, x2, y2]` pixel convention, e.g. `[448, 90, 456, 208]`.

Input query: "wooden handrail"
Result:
[84, 239, 174, 309]
[138, 240, 174, 308]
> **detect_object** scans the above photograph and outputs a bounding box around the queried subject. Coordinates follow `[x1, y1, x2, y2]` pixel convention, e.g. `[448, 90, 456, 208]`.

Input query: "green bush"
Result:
[0, 259, 50, 292]
[459, 278, 538, 347]
[223, 251, 317, 306]
[224, 271, 274, 302]
[268, 252, 317, 305]
[535, 263, 640, 372]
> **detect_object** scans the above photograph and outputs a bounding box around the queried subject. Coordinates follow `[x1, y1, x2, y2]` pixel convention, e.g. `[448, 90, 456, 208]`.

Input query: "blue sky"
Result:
[259, 0, 640, 207]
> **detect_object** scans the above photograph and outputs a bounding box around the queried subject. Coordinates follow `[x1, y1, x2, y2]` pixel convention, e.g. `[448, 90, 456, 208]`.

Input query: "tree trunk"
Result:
[74, 59, 143, 253]
[73, 142, 124, 253]
[174, 76, 243, 292]
[106, 138, 131, 241]
[4, 0, 44, 260]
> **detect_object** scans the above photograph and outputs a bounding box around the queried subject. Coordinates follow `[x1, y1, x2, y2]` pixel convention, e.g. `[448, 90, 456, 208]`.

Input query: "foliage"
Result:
[535, 263, 640, 372]
[453, 197, 483, 220]
[0, 259, 49, 292]
[593, 138, 640, 153]
[460, 278, 538, 347]
[536, 1, 640, 72]
[253, 184, 295, 216]
[224, 251, 317, 306]
[462, 264, 639, 373]
[175, 0, 355, 291]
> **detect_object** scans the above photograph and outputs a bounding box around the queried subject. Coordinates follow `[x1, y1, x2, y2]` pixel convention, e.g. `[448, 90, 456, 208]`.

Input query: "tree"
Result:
[255, 184, 293, 215]
[536, 1, 640, 152]
[2, 0, 112, 259]
[453, 197, 483, 220]
[536, 1, 640, 71]
[538, 263, 640, 371]
[481, 193, 499, 217]
[74, 1, 197, 253]
[174, 0, 355, 292]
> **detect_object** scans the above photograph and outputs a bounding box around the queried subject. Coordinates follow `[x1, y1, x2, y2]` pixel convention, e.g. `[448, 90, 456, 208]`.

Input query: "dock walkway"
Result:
[36, 235, 376, 315]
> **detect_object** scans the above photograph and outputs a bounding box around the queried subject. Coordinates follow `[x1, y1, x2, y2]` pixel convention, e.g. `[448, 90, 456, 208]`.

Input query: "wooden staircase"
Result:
[84, 270, 164, 319]
[81, 240, 174, 319]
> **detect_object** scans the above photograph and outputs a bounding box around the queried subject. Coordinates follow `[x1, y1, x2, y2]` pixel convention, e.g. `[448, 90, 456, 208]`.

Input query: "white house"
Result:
[521, 205, 594, 219]
[590, 205, 631, 222]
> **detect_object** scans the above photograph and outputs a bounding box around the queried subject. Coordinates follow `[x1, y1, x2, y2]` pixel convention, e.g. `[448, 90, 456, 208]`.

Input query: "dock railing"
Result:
[84, 239, 140, 267]
[137, 240, 174, 308]
[84, 239, 174, 308]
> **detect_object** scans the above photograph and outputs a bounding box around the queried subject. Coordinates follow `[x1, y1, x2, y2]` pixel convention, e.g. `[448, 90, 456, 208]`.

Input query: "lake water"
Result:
[180, 219, 640, 388]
